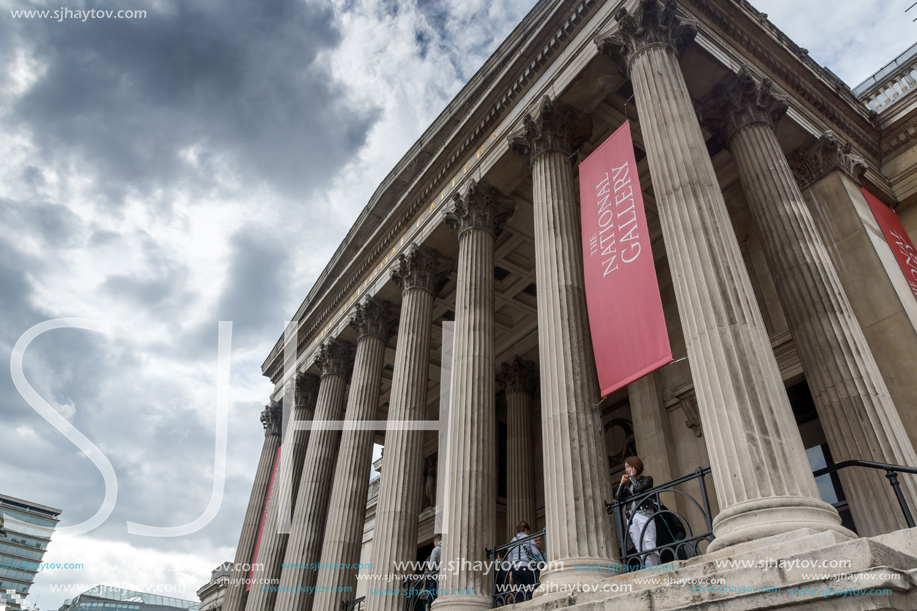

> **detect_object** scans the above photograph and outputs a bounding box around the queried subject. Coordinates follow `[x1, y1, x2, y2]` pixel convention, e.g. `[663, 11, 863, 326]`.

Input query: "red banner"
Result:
[579, 121, 672, 396]
[248, 445, 282, 590]
[863, 188, 917, 301]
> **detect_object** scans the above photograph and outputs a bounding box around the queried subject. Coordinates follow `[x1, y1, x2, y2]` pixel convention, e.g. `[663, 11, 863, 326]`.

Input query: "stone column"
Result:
[508, 99, 618, 587]
[498, 357, 539, 542]
[702, 68, 917, 536]
[432, 181, 514, 611]
[365, 246, 452, 611]
[223, 403, 282, 611]
[596, 0, 852, 551]
[243, 374, 319, 611]
[628, 372, 678, 488]
[274, 339, 354, 611]
[313, 298, 398, 611]
[790, 133, 917, 455]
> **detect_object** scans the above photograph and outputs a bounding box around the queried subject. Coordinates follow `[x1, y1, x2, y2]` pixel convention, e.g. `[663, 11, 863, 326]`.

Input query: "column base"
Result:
[533, 556, 620, 598]
[430, 593, 491, 611]
[707, 496, 855, 553]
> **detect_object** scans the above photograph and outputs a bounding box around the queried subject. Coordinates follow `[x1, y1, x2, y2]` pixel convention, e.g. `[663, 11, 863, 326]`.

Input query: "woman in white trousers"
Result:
[615, 455, 658, 567]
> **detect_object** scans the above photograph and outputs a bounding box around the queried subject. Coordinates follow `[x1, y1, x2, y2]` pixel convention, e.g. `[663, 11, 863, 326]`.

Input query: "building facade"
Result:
[0, 493, 61, 611]
[58, 585, 200, 611]
[197, 562, 232, 611]
[225, 0, 917, 610]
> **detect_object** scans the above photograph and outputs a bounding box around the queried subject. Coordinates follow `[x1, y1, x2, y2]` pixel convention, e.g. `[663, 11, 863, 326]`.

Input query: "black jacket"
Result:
[615, 475, 655, 519]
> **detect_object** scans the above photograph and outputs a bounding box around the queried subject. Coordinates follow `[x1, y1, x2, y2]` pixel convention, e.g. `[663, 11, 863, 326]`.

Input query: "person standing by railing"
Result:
[424, 534, 441, 610]
[616, 456, 658, 567]
[532, 534, 545, 584]
[506, 521, 539, 601]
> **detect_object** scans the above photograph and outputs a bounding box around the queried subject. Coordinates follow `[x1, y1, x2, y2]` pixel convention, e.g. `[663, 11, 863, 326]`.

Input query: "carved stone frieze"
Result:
[507, 96, 593, 163]
[595, 0, 698, 76]
[390, 245, 453, 295]
[349, 297, 399, 342]
[445, 180, 515, 239]
[423, 455, 437, 507]
[678, 392, 703, 438]
[789, 130, 868, 190]
[496, 356, 539, 397]
[701, 65, 789, 146]
[314, 338, 355, 379]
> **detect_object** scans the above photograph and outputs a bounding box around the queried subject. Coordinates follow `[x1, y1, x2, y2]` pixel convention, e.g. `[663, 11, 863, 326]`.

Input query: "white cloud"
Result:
[752, 0, 913, 86]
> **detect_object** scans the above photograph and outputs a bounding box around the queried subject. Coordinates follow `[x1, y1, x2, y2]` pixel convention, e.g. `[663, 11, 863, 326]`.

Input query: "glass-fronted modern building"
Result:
[59, 585, 200, 611]
[0, 492, 61, 611]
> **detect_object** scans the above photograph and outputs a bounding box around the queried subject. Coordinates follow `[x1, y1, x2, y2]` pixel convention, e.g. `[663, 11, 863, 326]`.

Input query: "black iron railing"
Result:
[340, 571, 437, 611]
[401, 570, 438, 611]
[341, 596, 365, 611]
[485, 529, 546, 608]
[812, 460, 917, 528]
[605, 467, 714, 567]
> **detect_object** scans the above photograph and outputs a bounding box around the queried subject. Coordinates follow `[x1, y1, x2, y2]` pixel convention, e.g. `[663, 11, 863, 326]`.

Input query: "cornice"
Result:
[877, 103, 917, 163]
[263, 0, 601, 382]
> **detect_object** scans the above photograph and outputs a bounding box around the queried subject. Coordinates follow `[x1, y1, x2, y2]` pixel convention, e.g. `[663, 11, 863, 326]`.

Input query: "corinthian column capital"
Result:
[315, 338, 355, 379]
[701, 65, 789, 145]
[507, 96, 592, 163]
[295, 373, 320, 408]
[595, 0, 697, 76]
[497, 356, 539, 397]
[349, 297, 399, 342]
[789, 130, 868, 190]
[260, 401, 283, 437]
[445, 180, 515, 239]
[390, 245, 453, 295]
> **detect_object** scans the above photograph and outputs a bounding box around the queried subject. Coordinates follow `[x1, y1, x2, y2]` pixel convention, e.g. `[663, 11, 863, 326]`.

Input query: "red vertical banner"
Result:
[248, 445, 282, 590]
[579, 121, 672, 397]
[863, 187, 917, 300]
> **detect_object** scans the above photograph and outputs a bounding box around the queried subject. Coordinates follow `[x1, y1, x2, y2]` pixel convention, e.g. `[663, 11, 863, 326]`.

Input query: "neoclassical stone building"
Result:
[223, 1, 917, 610]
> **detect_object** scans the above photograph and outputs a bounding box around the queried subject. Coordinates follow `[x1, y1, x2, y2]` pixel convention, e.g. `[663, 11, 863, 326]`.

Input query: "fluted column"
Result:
[244, 374, 319, 611]
[366, 246, 452, 611]
[498, 357, 539, 542]
[596, 0, 852, 551]
[703, 69, 917, 537]
[791, 133, 917, 454]
[313, 298, 398, 611]
[431, 181, 514, 611]
[223, 403, 282, 611]
[274, 339, 354, 611]
[508, 99, 617, 588]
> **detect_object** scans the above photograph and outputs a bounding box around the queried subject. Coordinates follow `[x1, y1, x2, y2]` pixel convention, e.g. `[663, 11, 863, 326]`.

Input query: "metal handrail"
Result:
[401, 569, 438, 611]
[341, 596, 365, 611]
[486, 530, 546, 607]
[811, 459, 917, 528]
[605, 467, 714, 567]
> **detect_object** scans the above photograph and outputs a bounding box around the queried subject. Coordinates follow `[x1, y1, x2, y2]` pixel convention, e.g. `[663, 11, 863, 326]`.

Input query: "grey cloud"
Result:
[100, 231, 195, 314]
[0, 198, 83, 248]
[212, 228, 291, 344]
[7, 0, 380, 202]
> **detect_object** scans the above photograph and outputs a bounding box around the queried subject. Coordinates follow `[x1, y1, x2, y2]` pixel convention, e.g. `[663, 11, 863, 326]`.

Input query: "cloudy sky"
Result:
[0, 0, 912, 608]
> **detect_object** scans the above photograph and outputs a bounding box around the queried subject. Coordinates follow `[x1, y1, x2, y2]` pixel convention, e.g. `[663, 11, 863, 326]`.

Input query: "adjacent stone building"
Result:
[224, 0, 917, 609]
[197, 562, 232, 611]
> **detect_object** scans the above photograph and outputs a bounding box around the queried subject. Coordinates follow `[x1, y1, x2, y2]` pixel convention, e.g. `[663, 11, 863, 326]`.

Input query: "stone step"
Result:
[504, 528, 917, 611]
